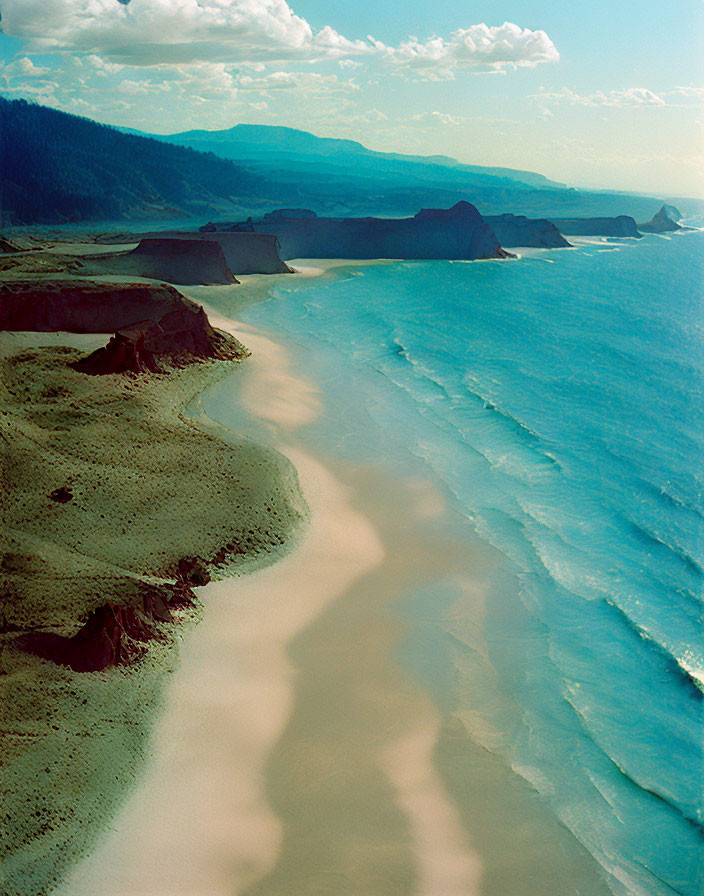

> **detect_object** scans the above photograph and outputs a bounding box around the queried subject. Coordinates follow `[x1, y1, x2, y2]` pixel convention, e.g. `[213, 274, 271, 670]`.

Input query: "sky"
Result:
[0, 0, 703, 196]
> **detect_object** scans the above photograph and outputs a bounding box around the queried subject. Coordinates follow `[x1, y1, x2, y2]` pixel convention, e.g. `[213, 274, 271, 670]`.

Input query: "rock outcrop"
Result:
[225, 201, 511, 260]
[485, 214, 571, 248]
[638, 205, 687, 233]
[72, 305, 243, 374]
[549, 216, 641, 238]
[0, 280, 187, 332]
[103, 231, 293, 275]
[0, 280, 246, 373]
[85, 238, 239, 286]
[71, 328, 160, 375]
[0, 237, 20, 254]
[16, 553, 218, 672]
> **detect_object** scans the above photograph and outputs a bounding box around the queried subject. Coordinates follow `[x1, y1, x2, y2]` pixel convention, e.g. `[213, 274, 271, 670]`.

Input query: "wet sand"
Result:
[55, 302, 487, 896]
[53, 270, 614, 896]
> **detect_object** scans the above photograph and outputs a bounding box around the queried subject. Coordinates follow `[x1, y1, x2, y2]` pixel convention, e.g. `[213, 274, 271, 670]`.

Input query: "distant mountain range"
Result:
[130, 123, 568, 191]
[2, 97, 702, 226]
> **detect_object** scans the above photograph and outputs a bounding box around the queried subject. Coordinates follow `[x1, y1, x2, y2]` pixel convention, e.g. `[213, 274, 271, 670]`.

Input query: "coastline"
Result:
[52, 288, 489, 895]
[52, 278, 612, 896]
[0, 317, 305, 895]
[2, 249, 664, 894]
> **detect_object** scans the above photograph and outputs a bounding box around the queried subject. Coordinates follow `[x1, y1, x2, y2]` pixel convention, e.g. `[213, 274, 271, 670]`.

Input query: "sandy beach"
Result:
[52, 296, 489, 896]
[40, 264, 617, 896]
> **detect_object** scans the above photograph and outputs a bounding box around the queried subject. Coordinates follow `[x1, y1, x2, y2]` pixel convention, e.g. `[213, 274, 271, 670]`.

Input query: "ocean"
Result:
[204, 229, 704, 896]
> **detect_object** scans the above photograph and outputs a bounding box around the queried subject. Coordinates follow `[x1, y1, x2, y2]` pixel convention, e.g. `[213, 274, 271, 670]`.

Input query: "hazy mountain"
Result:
[2, 98, 701, 227]
[134, 122, 703, 221]
[150, 124, 567, 191]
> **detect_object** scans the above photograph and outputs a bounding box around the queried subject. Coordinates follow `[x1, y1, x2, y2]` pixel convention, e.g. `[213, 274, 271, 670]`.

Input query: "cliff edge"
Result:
[222, 202, 511, 261]
[486, 214, 571, 248]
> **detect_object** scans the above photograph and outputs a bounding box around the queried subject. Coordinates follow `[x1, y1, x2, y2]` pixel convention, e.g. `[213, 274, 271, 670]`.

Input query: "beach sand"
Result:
[9, 263, 615, 896]
[0, 324, 305, 896]
[54, 303, 487, 896]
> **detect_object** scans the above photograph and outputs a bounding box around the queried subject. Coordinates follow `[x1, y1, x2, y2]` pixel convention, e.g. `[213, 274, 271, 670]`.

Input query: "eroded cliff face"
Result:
[0, 281, 190, 332]
[224, 201, 510, 261]
[102, 231, 293, 275]
[85, 238, 239, 286]
[549, 216, 641, 238]
[486, 214, 571, 248]
[0, 281, 246, 374]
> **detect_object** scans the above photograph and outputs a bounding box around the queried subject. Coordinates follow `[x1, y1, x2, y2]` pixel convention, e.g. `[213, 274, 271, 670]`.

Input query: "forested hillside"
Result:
[0, 98, 262, 225]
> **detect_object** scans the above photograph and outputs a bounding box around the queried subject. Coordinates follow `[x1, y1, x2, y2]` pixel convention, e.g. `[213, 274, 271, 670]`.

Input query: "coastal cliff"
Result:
[0, 280, 219, 334]
[84, 239, 239, 286]
[0, 280, 244, 373]
[108, 231, 294, 275]
[220, 202, 510, 260]
[485, 214, 571, 248]
[549, 216, 641, 238]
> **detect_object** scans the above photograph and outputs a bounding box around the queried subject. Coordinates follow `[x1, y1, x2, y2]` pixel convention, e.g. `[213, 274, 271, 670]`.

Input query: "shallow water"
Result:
[201, 230, 704, 896]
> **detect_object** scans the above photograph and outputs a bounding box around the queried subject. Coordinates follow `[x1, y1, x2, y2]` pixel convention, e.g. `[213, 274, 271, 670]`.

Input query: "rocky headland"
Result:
[548, 216, 642, 238]
[638, 205, 690, 233]
[97, 231, 293, 276]
[83, 238, 239, 286]
[217, 201, 512, 260]
[485, 214, 571, 248]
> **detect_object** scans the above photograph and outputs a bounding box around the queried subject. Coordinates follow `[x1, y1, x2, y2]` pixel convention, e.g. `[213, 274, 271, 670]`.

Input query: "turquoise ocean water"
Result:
[208, 229, 704, 895]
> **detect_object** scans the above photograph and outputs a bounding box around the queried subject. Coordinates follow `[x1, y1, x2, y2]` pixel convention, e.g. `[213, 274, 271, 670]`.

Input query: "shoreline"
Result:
[54, 270, 616, 896]
[0, 307, 305, 895]
[57, 447, 386, 896]
[54, 298, 490, 896]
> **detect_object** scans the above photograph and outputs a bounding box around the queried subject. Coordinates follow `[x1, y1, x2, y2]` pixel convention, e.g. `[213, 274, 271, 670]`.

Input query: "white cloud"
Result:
[411, 110, 463, 126]
[0, 0, 370, 65]
[377, 23, 559, 78]
[236, 70, 358, 94]
[671, 86, 704, 97]
[0, 2, 559, 77]
[536, 86, 665, 107]
[0, 55, 50, 77]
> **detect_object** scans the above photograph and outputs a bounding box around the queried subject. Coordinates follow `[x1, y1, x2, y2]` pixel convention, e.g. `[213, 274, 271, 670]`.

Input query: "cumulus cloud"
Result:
[0, 1, 559, 76]
[0, 0, 371, 65]
[376, 23, 559, 78]
[536, 86, 665, 107]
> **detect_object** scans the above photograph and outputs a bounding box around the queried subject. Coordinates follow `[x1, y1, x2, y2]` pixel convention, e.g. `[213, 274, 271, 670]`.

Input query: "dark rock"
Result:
[142, 589, 173, 623]
[87, 238, 239, 286]
[16, 603, 153, 672]
[549, 216, 641, 238]
[0, 279, 247, 375]
[231, 201, 511, 261]
[485, 214, 571, 248]
[176, 556, 211, 586]
[71, 330, 160, 375]
[118, 231, 293, 274]
[638, 205, 686, 233]
[49, 487, 73, 503]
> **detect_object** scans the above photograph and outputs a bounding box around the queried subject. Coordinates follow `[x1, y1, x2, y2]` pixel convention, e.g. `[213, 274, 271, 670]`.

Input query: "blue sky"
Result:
[0, 0, 702, 196]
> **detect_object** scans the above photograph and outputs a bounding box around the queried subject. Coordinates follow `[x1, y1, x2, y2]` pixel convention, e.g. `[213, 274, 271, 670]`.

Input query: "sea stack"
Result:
[638, 205, 685, 233]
